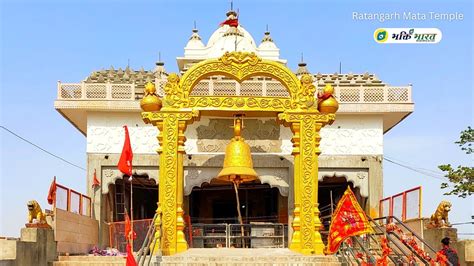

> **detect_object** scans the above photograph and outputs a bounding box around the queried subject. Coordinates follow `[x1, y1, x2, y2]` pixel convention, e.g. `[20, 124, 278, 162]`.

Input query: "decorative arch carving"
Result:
[161, 51, 318, 110]
[183, 166, 289, 197]
[101, 167, 159, 194]
[318, 169, 369, 198]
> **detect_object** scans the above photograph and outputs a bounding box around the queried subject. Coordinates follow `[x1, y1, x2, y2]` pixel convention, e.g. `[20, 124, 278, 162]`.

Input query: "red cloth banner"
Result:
[124, 209, 136, 241]
[47, 176, 56, 205]
[220, 18, 239, 27]
[92, 169, 100, 188]
[325, 187, 374, 254]
[118, 125, 133, 176]
[126, 243, 137, 266]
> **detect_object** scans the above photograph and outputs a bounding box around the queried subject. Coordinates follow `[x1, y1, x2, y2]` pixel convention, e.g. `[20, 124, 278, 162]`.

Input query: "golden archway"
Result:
[141, 51, 338, 255]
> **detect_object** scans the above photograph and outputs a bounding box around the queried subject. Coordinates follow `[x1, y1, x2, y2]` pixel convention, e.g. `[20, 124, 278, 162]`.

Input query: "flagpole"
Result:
[130, 174, 134, 252]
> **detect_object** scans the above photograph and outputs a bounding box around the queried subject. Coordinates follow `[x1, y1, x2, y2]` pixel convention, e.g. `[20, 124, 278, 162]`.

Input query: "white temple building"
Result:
[54, 10, 414, 248]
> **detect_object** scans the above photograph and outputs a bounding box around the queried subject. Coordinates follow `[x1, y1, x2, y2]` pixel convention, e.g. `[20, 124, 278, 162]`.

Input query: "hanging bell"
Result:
[216, 116, 258, 185]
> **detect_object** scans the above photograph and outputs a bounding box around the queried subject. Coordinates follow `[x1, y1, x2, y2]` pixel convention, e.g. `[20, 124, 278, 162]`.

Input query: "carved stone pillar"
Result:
[278, 111, 335, 255]
[142, 109, 198, 255]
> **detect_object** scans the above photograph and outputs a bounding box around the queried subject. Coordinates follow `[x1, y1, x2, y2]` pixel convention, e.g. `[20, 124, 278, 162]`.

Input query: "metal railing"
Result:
[57, 80, 412, 104]
[137, 212, 160, 266]
[380, 186, 422, 221]
[54, 183, 91, 217]
[108, 218, 153, 252]
[339, 216, 451, 266]
[187, 223, 286, 248]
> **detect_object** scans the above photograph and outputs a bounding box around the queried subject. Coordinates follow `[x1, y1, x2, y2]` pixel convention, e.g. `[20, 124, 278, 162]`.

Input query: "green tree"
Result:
[439, 126, 474, 198]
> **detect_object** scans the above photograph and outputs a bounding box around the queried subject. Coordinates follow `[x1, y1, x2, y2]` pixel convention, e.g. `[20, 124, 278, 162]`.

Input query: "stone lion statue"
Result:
[429, 200, 452, 228]
[27, 200, 46, 224]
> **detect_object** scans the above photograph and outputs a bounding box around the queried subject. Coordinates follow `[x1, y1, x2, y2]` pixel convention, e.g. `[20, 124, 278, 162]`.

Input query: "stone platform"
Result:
[53, 255, 126, 265]
[158, 248, 341, 266]
[48, 249, 341, 266]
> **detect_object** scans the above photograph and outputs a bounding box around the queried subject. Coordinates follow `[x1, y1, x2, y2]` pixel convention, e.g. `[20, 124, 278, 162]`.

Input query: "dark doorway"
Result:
[114, 175, 158, 221]
[188, 181, 283, 224]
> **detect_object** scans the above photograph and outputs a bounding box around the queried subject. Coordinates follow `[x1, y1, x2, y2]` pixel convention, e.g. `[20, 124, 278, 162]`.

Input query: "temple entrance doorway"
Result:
[185, 180, 288, 248]
[187, 181, 287, 224]
[113, 175, 158, 222]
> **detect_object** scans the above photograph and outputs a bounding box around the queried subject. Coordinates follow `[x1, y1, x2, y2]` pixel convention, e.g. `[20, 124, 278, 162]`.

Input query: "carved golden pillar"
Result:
[279, 111, 335, 255]
[142, 110, 198, 255]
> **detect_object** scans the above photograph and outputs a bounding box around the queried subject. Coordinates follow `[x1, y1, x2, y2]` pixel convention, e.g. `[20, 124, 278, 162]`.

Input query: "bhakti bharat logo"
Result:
[374, 28, 442, 44]
[374, 29, 388, 42]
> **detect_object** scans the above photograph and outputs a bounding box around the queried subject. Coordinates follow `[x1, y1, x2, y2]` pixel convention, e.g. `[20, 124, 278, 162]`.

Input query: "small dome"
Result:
[258, 31, 278, 50]
[185, 28, 205, 49]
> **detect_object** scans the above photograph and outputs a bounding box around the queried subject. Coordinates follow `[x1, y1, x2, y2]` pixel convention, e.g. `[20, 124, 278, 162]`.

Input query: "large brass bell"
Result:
[216, 116, 258, 185]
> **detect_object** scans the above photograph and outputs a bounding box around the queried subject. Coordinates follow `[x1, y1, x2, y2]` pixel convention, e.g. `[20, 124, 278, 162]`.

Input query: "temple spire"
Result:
[189, 21, 202, 41]
[296, 53, 310, 76]
[155, 52, 165, 74]
[261, 24, 273, 43]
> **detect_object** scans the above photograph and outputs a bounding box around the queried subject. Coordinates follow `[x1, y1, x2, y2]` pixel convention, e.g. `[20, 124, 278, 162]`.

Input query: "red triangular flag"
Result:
[118, 126, 133, 176]
[124, 209, 136, 241]
[126, 243, 137, 266]
[47, 177, 57, 205]
[219, 18, 239, 27]
[325, 187, 374, 254]
[92, 169, 100, 188]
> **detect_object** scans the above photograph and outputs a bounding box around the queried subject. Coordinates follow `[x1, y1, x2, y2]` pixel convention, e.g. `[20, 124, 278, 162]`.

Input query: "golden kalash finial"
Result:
[140, 82, 162, 111]
[317, 84, 339, 113]
[216, 115, 258, 185]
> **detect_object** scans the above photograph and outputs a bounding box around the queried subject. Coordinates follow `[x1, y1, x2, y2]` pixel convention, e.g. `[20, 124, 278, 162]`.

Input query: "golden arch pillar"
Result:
[279, 111, 335, 254]
[142, 110, 199, 255]
[141, 51, 338, 256]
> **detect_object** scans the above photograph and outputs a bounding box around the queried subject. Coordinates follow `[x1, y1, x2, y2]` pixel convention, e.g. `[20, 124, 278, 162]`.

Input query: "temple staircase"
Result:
[337, 216, 451, 266]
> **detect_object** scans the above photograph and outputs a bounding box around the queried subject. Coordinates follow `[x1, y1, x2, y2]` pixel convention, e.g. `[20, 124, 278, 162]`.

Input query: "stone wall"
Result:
[54, 209, 98, 254]
[0, 228, 56, 266]
[456, 240, 474, 266]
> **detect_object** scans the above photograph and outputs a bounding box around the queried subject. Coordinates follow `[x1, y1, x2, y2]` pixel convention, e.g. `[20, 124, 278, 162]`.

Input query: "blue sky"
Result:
[1, 0, 472, 238]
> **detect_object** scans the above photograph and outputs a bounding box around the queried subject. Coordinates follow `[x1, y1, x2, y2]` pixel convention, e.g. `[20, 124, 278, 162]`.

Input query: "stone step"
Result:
[53, 255, 127, 265]
[53, 262, 125, 266]
[57, 256, 126, 261]
[157, 248, 342, 266]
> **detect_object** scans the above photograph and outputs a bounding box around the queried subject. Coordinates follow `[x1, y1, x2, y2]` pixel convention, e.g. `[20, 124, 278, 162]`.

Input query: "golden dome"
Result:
[140, 82, 162, 112]
[318, 84, 339, 113]
[318, 97, 339, 113]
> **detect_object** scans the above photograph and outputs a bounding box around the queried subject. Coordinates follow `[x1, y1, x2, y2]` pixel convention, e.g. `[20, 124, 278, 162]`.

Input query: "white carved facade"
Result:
[87, 113, 383, 156]
[87, 112, 381, 198]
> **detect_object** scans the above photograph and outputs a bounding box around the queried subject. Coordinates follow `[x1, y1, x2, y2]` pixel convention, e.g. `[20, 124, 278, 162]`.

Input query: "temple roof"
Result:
[83, 65, 385, 87]
[84, 66, 165, 85]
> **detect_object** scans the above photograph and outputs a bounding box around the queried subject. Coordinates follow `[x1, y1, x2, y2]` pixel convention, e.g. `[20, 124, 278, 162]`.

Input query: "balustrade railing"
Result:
[57, 82, 135, 100]
[57, 80, 412, 104]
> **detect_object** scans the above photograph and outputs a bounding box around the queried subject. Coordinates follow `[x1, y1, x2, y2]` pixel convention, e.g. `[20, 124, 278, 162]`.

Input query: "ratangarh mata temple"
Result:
[54, 9, 413, 255]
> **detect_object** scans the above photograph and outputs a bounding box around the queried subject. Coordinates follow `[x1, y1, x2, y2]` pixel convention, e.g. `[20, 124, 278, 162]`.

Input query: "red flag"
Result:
[325, 187, 374, 254]
[118, 126, 133, 176]
[126, 243, 137, 266]
[220, 18, 239, 27]
[92, 169, 100, 188]
[47, 177, 57, 205]
[124, 209, 136, 241]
